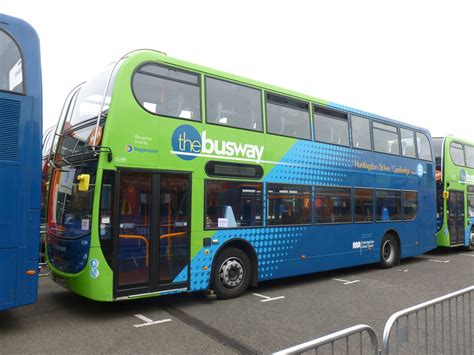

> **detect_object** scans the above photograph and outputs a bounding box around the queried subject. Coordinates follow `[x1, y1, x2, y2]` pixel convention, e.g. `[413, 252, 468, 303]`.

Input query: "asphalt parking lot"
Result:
[1, 248, 473, 354]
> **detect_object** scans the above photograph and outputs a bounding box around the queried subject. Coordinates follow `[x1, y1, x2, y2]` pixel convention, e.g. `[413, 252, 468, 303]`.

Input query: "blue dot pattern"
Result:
[187, 227, 306, 292]
[266, 141, 361, 185]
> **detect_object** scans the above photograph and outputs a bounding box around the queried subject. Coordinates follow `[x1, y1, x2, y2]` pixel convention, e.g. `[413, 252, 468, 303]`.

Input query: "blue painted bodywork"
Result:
[0, 14, 42, 311]
[187, 106, 437, 292]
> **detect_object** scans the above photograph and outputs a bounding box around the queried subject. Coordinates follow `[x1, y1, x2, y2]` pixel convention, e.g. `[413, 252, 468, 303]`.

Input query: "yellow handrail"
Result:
[160, 232, 186, 258]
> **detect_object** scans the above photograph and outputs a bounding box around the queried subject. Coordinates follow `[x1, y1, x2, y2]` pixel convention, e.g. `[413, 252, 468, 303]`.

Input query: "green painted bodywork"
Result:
[48, 50, 332, 301]
[435, 134, 474, 247]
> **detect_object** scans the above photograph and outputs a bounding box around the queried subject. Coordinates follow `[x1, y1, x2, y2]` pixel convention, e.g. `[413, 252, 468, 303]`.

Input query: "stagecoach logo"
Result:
[124, 144, 158, 154]
[460, 169, 474, 184]
[171, 124, 264, 162]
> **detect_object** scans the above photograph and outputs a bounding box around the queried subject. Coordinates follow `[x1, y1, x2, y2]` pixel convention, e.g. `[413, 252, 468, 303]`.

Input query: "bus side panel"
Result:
[24, 94, 42, 262]
[0, 248, 17, 310]
[16, 247, 38, 307]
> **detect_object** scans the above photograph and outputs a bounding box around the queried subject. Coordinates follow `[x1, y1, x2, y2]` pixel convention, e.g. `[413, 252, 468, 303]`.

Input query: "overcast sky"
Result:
[3, 1, 473, 141]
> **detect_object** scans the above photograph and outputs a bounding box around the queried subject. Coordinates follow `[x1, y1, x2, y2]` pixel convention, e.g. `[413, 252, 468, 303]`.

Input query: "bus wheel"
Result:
[212, 247, 251, 299]
[379, 234, 398, 269]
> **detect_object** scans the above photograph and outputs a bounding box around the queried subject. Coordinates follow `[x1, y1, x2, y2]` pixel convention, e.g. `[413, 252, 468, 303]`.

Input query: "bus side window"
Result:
[0, 30, 24, 93]
[314, 106, 349, 147]
[132, 63, 201, 121]
[205, 180, 263, 229]
[373, 122, 400, 156]
[205, 77, 263, 132]
[351, 115, 371, 150]
[401, 128, 416, 158]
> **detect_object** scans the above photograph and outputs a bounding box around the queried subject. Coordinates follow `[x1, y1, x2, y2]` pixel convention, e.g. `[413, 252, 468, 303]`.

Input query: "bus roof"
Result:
[0, 13, 42, 98]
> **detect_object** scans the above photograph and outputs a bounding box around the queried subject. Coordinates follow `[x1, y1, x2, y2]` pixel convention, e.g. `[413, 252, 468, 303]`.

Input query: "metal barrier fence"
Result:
[381, 285, 474, 355]
[273, 324, 379, 355]
[274, 286, 474, 355]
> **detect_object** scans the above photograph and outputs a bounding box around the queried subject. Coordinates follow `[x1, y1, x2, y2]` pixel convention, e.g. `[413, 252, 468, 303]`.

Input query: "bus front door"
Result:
[448, 190, 465, 246]
[116, 171, 190, 296]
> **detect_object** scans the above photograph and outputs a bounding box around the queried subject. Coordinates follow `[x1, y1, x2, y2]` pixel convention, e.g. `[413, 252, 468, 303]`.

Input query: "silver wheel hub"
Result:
[219, 257, 244, 288]
[383, 240, 394, 263]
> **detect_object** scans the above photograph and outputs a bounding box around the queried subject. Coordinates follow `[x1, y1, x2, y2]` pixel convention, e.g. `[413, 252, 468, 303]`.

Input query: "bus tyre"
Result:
[212, 247, 251, 299]
[379, 234, 398, 269]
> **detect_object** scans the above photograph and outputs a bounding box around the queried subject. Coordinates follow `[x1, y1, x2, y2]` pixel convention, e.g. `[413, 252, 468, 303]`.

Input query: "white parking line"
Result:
[459, 253, 474, 258]
[134, 314, 172, 328]
[398, 268, 410, 272]
[252, 293, 285, 302]
[332, 278, 360, 285]
[427, 259, 450, 264]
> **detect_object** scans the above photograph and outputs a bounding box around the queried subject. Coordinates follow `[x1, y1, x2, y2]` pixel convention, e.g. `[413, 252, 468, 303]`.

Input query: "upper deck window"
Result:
[0, 30, 24, 94]
[314, 107, 349, 147]
[133, 64, 201, 121]
[69, 65, 118, 127]
[400, 128, 416, 158]
[205, 77, 262, 131]
[416, 132, 433, 161]
[450, 142, 465, 167]
[373, 121, 399, 155]
[351, 115, 371, 150]
[464, 145, 474, 169]
[266, 93, 310, 139]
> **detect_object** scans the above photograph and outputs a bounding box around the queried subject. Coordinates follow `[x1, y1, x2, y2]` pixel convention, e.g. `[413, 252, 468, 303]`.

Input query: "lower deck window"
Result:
[315, 187, 351, 224]
[205, 180, 262, 229]
[403, 191, 418, 220]
[267, 184, 312, 225]
[354, 188, 374, 222]
[376, 190, 401, 221]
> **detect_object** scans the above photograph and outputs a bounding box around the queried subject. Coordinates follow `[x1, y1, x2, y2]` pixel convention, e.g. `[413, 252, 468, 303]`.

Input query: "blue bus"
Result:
[0, 14, 42, 310]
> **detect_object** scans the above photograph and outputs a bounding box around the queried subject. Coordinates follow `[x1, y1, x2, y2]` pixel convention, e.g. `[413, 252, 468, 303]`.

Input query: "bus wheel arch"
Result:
[210, 239, 257, 299]
[379, 230, 400, 269]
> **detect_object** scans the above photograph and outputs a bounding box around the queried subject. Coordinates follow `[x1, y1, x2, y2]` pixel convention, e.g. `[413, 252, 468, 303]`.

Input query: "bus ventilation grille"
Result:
[0, 98, 20, 161]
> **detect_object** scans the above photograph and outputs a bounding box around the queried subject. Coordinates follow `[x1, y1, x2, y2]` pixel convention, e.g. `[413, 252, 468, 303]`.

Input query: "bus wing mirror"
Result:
[77, 174, 90, 192]
[443, 191, 449, 199]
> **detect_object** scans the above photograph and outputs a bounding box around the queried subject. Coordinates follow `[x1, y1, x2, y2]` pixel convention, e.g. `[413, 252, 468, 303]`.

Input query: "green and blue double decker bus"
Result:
[434, 135, 474, 248]
[46, 50, 436, 300]
[0, 14, 42, 310]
